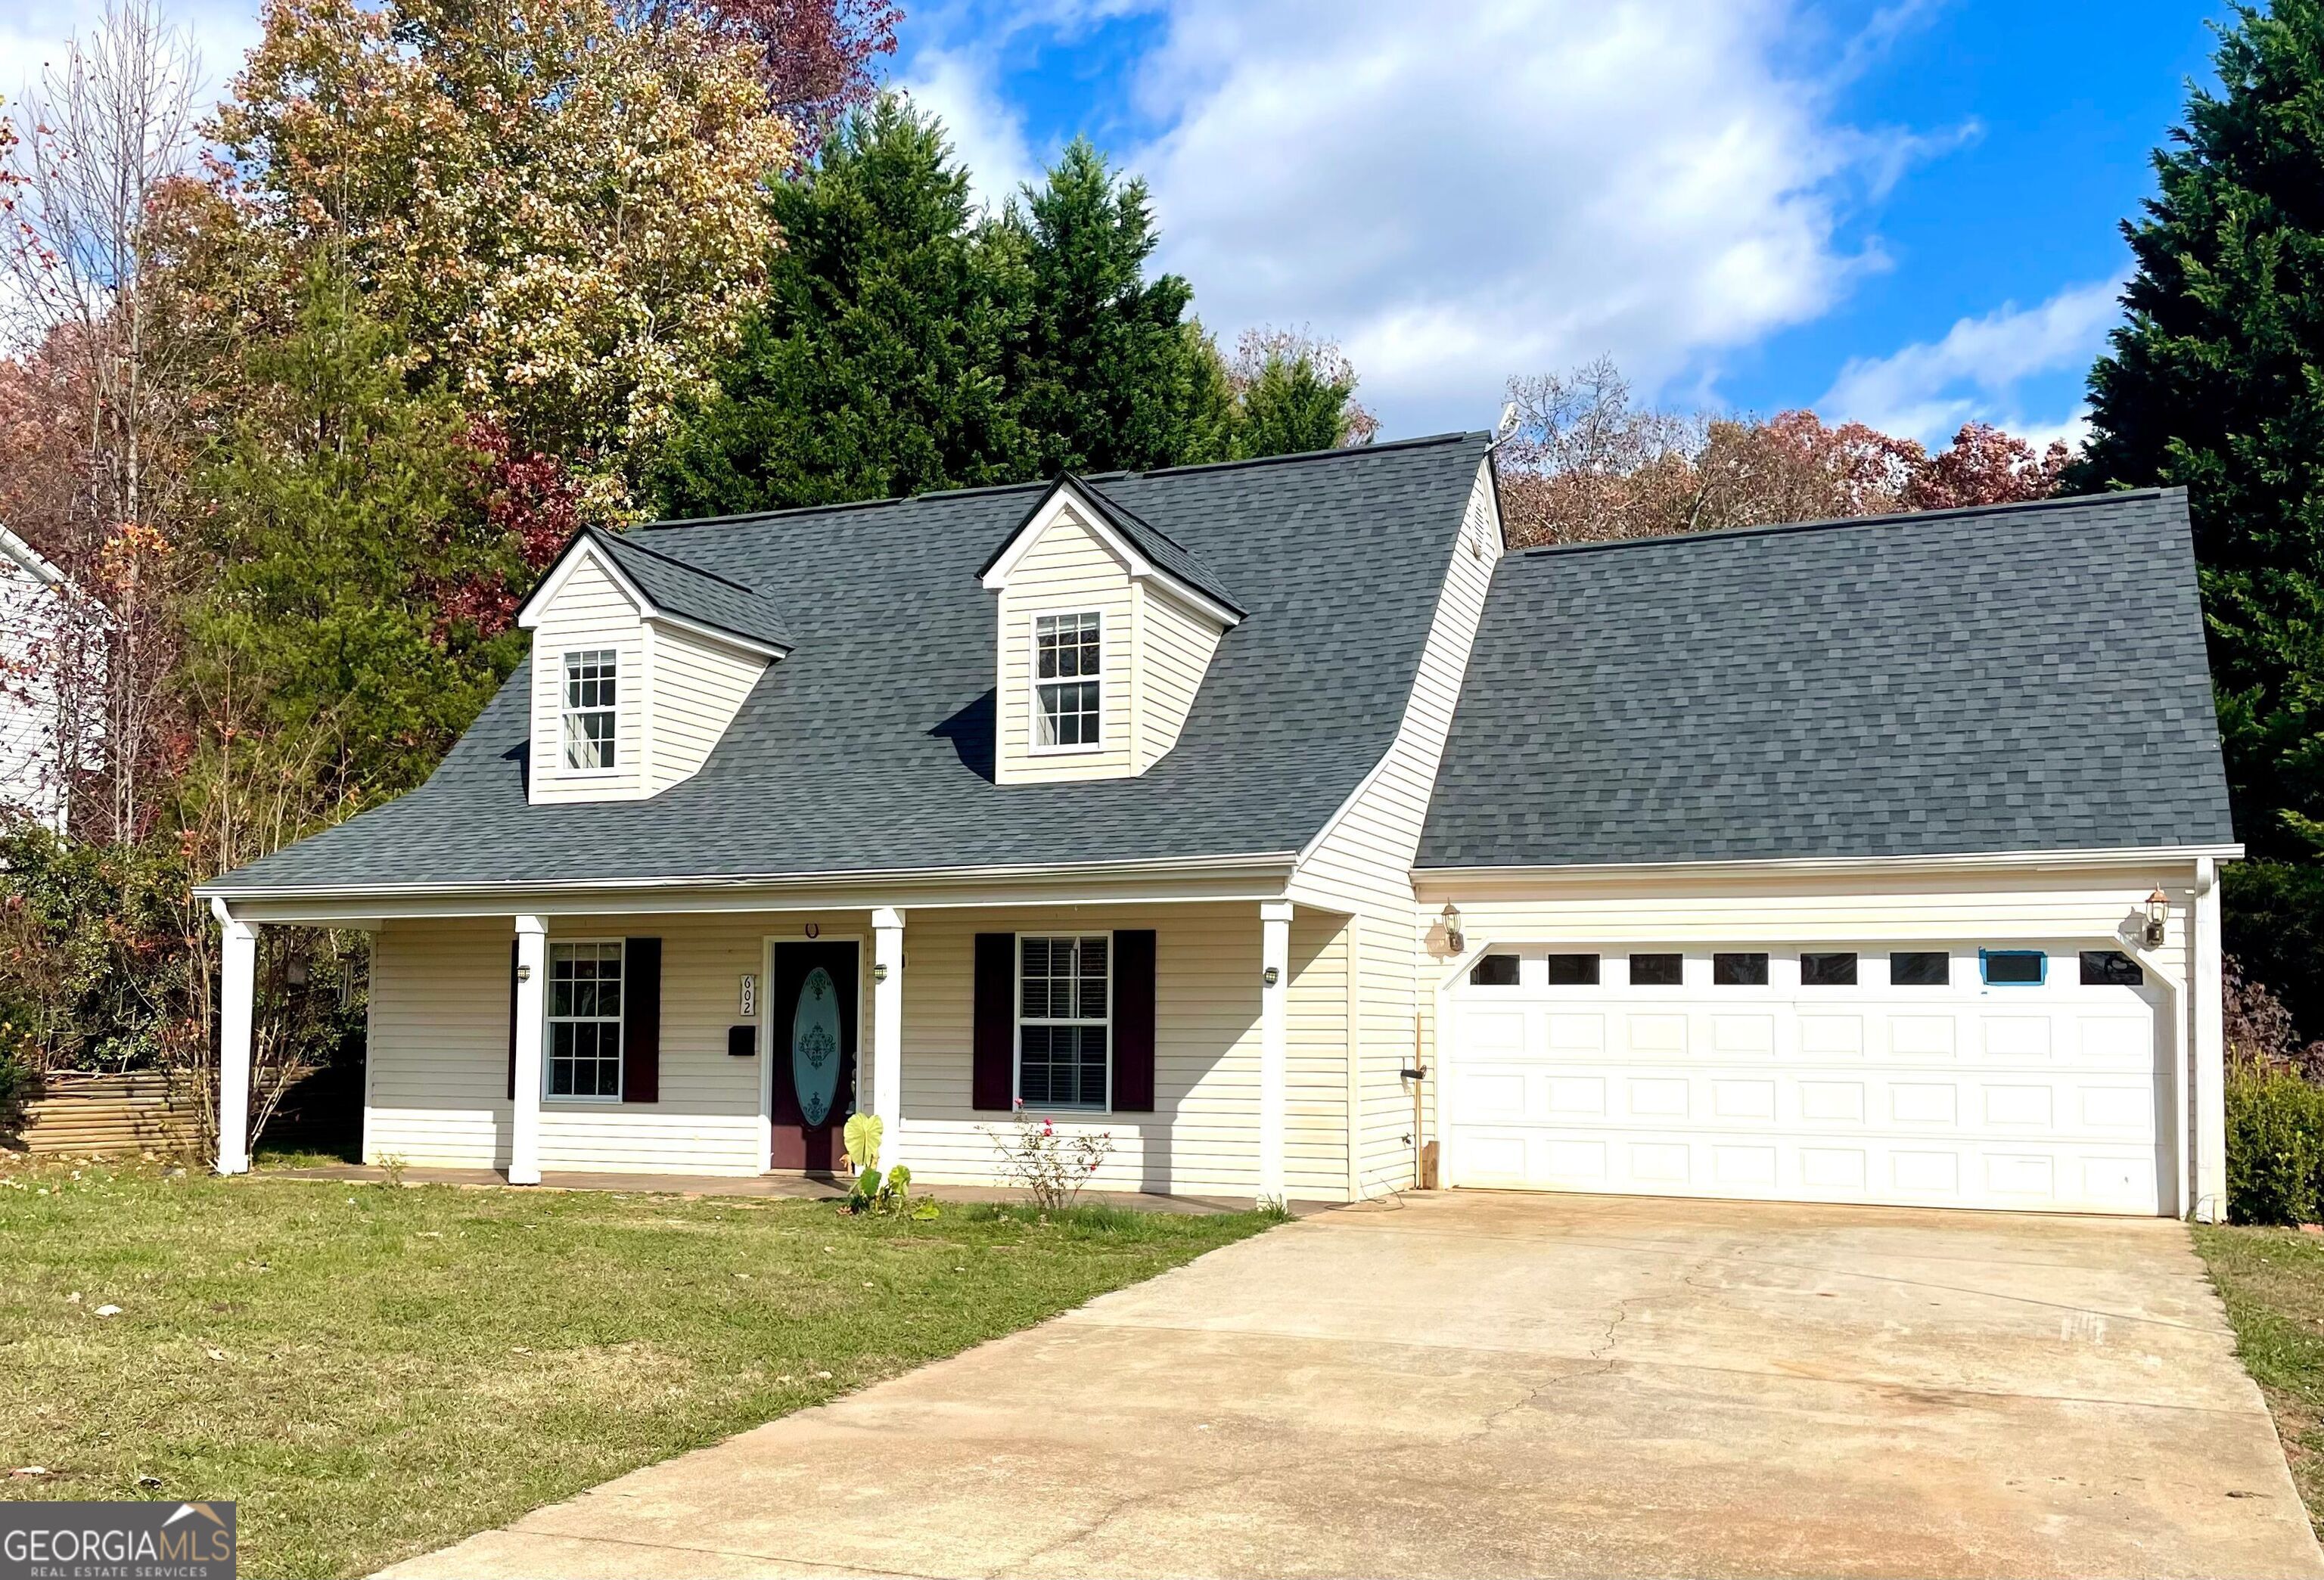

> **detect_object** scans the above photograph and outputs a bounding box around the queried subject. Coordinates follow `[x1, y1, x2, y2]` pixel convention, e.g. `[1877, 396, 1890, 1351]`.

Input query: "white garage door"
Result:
[1445, 944, 2170, 1215]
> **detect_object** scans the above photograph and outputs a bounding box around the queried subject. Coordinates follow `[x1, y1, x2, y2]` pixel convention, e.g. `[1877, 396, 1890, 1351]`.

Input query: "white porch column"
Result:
[2193, 859, 2227, 1222]
[511, 914, 548, 1186]
[211, 899, 256, 1176]
[1259, 899, 1293, 1206]
[871, 907, 905, 1170]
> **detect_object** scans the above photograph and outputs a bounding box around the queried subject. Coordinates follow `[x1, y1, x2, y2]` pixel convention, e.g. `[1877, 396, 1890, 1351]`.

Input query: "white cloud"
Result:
[1818, 278, 2123, 445]
[896, 47, 1042, 216]
[1107, 0, 1930, 436]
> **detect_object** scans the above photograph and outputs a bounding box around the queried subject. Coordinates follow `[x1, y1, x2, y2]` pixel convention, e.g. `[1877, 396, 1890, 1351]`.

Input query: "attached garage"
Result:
[1442, 940, 2170, 1214]
[1412, 491, 2240, 1219]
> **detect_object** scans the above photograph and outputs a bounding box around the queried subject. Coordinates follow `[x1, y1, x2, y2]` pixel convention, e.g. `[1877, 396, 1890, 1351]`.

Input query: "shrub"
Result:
[985, 1104, 1113, 1211]
[2227, 1065, 2324, 1225]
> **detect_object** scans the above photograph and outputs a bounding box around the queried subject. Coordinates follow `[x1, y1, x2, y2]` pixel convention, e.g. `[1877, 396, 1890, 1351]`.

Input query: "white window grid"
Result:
[1017, 933, 1111, 1110]
[1033, 613, 1101, 751]
[547, 940, 623, 1100]
[562, 649, 618, 771]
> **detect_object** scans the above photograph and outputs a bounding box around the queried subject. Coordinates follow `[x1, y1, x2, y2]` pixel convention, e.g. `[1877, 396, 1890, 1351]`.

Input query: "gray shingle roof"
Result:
[1068, 478, 1246, 618]
[583, 526, 793, 651]
[212, 433, 1493, 893]
[979, 476, 1246, 618]
[1417, 487, 2235, 869]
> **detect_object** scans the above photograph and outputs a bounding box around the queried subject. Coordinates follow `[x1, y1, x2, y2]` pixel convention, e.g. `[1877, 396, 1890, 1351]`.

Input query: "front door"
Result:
[769, 942, 859, 1172]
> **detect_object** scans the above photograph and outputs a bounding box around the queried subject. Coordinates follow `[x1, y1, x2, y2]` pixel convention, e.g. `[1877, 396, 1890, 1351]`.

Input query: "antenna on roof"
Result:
[1490, 400, 1521, 448]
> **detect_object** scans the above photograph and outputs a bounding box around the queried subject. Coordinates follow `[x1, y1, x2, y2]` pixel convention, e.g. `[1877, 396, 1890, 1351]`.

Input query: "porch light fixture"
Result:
[872, 963, 890, 983]
[1440, 902, 1464, 955]
[516, 964, 532, 982]
[1262, 965, 1279, 987]
[2143, 887, 2170, 948]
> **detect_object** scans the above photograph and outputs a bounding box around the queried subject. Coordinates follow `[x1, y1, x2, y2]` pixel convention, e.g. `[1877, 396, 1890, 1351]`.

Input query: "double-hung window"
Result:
[562, 649, 618, 770]
[1018, 935, 1109, 1108]
[1034, 613, 1101, 750]
[548, 941, 623, 1099]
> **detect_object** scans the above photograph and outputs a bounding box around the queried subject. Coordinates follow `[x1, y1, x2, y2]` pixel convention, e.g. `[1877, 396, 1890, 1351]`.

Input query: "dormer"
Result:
[980, 476, 1244, 784]
[516, 527, 789, 804]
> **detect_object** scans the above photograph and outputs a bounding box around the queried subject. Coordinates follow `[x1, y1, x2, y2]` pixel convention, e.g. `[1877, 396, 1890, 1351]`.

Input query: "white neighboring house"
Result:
[196, 437, 2241, 1221]
[0, 523, 95, 833]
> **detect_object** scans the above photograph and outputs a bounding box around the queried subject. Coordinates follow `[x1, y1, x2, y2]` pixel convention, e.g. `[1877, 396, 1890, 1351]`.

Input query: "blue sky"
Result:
[2, 0, 2231, 447]
[894, 0, 2229, 445]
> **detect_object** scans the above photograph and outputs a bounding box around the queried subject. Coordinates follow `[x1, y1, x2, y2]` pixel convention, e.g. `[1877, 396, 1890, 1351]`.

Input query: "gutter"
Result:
[1413, 845, 2245, 888]
[196, 849, 1302, 905]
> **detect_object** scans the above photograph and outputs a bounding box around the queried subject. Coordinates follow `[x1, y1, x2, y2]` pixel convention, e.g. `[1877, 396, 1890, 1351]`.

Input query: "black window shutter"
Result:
[623, 937, 662, 1104]
[973, 933, 1014, 1110]
[507, 939, 518, 1100]
[1112, 930, 1156, 1112]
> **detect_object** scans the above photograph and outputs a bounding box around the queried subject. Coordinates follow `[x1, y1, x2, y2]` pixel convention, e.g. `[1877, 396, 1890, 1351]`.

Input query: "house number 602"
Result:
[738, 973, 757, 1017]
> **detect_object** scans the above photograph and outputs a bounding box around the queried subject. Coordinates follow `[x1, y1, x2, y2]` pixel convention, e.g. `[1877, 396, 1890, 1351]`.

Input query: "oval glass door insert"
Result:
[791, 966, 843, 1126]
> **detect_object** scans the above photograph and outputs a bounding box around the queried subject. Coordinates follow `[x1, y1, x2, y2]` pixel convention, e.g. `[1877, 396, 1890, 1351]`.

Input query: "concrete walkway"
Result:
[379, 1191, 2324, 1578]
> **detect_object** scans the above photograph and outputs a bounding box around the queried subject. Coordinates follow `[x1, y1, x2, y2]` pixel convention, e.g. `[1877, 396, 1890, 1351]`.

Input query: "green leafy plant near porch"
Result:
[840, 1113, 928, 1217]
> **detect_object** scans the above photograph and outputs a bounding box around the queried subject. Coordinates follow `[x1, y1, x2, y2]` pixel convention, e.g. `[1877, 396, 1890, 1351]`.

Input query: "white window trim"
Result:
[1014, 929, 1114, 1113]
[544, 937, 625, 1104]
[1029, 610, 1105, 756]
[559, 648, 622, 777]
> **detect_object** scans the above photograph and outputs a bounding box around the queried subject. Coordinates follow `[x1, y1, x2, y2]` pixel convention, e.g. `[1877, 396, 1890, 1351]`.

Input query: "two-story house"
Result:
[197, 433, 2239, 1218]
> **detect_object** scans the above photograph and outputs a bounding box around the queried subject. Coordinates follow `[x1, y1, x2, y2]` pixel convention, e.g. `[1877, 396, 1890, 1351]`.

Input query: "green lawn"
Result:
[0, 1154, 1278, 1578]
[2195, 1223, 2324, 1533]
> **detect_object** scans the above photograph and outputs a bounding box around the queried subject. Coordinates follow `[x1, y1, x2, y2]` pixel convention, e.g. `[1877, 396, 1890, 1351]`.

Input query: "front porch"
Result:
[214, 895, 1372, 1206]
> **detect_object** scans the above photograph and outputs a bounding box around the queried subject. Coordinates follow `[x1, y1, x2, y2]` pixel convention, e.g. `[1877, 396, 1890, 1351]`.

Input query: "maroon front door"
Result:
[769, 942, 859, 1172]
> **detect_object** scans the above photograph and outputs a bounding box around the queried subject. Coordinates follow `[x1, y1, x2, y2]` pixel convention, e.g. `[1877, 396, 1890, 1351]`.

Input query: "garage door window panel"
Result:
[1981, 950, 2046, 986]
[1469, 954, 1519, 987]
[1891, 951, 1950, 987]
[1629, 953, 1683, 987]
[1801, 951, 1858, 987]
[1714, 952, 1769, 986]
[1544, 953, 1600, 986]
[2080, 950, 2145, 987]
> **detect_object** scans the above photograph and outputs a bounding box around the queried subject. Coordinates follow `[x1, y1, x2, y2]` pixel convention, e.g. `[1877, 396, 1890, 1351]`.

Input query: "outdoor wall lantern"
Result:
[2143, 887, 2170, 948]
[872, 963, 890, 983]
[517, 964, 532, 982]
[1439, 902, 1465, 955]
[1261, 965, 1280, 987]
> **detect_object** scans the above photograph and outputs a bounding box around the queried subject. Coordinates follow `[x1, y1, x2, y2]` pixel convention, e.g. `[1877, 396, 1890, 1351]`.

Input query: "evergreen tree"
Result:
[2076, 0, 2324, 1031]
[182, 268, 522, 826]
[651, 98, 1030, 514]
[1222, 328, 1379, 459]
[1003, 138, 1233, 474]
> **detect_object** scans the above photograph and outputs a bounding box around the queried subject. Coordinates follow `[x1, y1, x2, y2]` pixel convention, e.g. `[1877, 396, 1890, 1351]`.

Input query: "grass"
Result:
[2195, 1223, 2324, 1533]
[0, 1153, 1279, 1578]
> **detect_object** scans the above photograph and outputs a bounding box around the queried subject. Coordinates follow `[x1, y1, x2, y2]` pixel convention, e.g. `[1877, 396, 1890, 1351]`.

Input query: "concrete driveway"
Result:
[381, 1191, 2324, 1578]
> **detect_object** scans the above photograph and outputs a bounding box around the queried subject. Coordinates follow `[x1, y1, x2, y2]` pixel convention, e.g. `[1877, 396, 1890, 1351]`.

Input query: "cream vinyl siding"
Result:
[364, 903, 1350, 1197]
[1134, 584, 1226, 771]
[1412, 861, 2209, 1207]
[895, 903, 1351, 1201]
[994, 507, 1136, 783]
[529, 555, 648, 803]
[1286, 458, 1502, 1197]
[648, 625, 768, 793]
[365, 913, 771, 1175]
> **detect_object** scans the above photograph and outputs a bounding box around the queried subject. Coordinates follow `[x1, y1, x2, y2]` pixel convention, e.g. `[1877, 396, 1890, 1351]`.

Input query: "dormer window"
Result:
[562, 649, 619, 770]
[1035, 613, 1103, 751]
[981, 477, 1244, 784]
